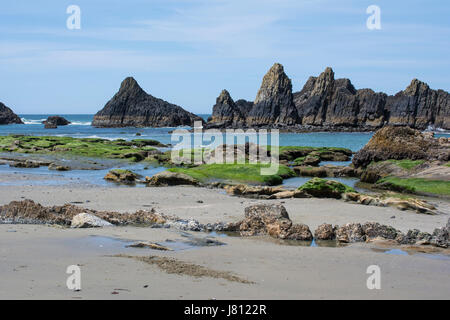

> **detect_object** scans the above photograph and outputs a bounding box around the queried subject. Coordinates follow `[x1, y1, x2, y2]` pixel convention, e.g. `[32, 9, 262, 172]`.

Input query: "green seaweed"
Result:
[167, 163, 295, 185]
[297, 177, 356, 198]
[0, 135, 159, 161]
[376, 177, 450, 196]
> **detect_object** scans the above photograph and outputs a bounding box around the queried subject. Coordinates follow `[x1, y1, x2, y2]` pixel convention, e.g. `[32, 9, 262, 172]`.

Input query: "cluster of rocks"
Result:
[103, 169, 202, 186]
[92, 77, 203, 128]
[0, 102, 23, 125]
[0, 199, 166, 226]
[315, 220, 449, 248]
[206, 63, 450, 131]
[224, 179, 437, 215]
[240, 204, 449, 248]
[42, 116, 70, 129]
[7, 159, 70, 171]
[0, 199, 237, 233]
[352, 126, 450, 168]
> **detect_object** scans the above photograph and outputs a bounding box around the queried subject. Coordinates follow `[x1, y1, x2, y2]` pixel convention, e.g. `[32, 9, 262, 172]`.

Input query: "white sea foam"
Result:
[21, 118, 47, 125]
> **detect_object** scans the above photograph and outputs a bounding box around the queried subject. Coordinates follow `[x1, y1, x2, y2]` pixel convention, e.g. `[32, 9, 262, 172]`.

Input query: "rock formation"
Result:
[43, 116, 70, 127]
[207, 63, 297, 128]
[0, 102, 23, 125]
[92, 77, 204, 127]
[352, 126, 450, 168]
[294, 68, 388, 130]
[206, 64, 450, 131]
[247, 63, 298, 126]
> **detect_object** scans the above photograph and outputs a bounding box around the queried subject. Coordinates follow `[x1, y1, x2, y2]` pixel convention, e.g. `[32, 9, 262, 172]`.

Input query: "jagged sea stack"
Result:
[385, 79, 450, 130]
[92, 77, 203, 127]
[294, 67, 387, 130]
[208, 89, 252, 127]
[0, 102, 23, 125]
[247, 63, 298, 126]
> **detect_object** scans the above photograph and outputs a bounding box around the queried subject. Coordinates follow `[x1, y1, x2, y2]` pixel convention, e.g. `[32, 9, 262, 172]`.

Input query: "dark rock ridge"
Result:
[43, 116, 70, 126]
[0, 102, 23, 125]
[352, 126, 450, 168]
[92, 77, 204, 128]
[206, 64, 450, 131]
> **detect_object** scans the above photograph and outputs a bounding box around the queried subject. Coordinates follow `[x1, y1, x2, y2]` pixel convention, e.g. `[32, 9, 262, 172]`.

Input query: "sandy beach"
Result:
[1, 182, 449, 299]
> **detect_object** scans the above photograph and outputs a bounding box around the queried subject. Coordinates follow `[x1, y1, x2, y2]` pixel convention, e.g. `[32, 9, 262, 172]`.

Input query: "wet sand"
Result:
[0, 183, 449, 299]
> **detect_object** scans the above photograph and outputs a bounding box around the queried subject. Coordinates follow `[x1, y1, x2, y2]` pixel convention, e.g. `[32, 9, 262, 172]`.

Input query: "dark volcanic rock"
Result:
[43, 116, 70, 126]
[206, 63, 298, 128]
[294, 68, 387, 130]
[206, 64, 450, 131]
[247, 63, 298, 126]
[352, 126, 450, 168]
[209, 90, 247, 126]
[385, 79, 450, 130]
[92, 77, 203, 128]
[0, 102, 23, 125]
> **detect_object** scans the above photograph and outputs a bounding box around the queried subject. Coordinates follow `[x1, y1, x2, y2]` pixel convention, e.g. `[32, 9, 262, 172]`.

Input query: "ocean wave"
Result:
[21, 118, 46, 125]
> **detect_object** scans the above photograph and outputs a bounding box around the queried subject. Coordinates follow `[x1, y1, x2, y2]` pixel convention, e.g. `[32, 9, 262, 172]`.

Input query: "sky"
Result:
[0, 0, 449, 114]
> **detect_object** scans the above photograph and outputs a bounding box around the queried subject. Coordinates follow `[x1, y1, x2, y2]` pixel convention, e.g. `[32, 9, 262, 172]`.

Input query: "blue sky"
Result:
[1, 0, 449, 114]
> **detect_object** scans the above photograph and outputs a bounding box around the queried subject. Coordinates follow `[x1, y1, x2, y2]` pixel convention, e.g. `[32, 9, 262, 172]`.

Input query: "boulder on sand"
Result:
[146, 171, 199, 186]
[239, 204, 313, 240]
[314, 224, 336, 240]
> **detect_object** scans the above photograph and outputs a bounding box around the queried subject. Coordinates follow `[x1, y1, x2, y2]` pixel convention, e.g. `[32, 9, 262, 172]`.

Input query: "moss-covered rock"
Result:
[297, 178, 356, 198]
[104, 169, 138, 184]
[0, 135, 163, 162]
[146, 171, 199, 186]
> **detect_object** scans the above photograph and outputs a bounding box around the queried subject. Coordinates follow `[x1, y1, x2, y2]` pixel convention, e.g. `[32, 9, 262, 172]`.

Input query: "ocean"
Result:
[1, 114, 448, 188]
[3, 114, 447, 152]
[1, 114, 369, 151]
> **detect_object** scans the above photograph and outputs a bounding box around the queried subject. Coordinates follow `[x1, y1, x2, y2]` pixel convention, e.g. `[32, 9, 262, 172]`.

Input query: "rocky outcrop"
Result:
[208, 90, 251, 127]
[0, 199, 166, 226]
[92, 77, 203, 128]
[0, 102, 23, 125]
[247, 63, 298, 126]
[352, 126, 450, 168]
[385, 79, 450, 130]
[207, 63, 298, 128]
[146, 171, 199, 186]
[239, 204, 313, 240]
[206, 64, 450, 131]
[294, 68, 388, 130]
[43, 116, 70, 127]
[297, 178, 355, 199]
[104, 169, 138, 184]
